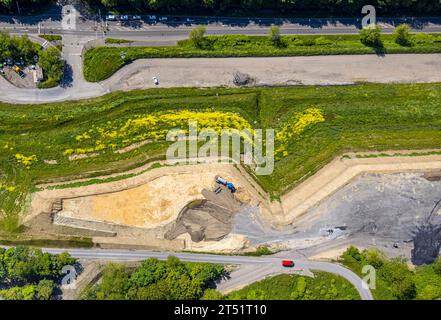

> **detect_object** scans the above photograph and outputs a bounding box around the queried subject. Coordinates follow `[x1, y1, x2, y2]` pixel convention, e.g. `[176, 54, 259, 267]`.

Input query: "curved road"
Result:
[42, 247, 373, 300]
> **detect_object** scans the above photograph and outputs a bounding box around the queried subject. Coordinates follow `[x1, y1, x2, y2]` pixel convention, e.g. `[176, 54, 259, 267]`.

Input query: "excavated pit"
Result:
[165, 186, 243, 242]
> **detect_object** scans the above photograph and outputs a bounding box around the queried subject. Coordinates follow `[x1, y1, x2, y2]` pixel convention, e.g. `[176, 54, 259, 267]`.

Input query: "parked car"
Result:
[120, 15, 129, 21]
[158, 16, 168, 22]
[186, 18, 195, 23]
[281, 260, 295, 267]
[148, 15, 156, 20]
[106, 15, 117, 21]
[131, 15, 141, 20]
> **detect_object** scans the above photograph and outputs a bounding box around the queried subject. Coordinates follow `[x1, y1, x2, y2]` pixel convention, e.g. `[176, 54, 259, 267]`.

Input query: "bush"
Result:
[189, 26, 207, 49]
[37, 46, 64, 88]
[413, 33, 435, 44]
[269, 26, 283, 47]
[201, 289, 224, 300]
[433, 257, 441, 275]
[393, 24, 412, 46]
[39, 34, 62, 42]
[244, 246, 273, 256]
[105, 38, 133, 44]
[315, 36, 333, 46]
[82, 256, 225, 300]
[359, 25, 383, 47]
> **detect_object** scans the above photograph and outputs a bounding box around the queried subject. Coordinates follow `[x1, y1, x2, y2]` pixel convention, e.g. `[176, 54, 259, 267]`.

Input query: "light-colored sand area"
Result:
[29, 163, 261, 229]
[61, 173, 210, 228]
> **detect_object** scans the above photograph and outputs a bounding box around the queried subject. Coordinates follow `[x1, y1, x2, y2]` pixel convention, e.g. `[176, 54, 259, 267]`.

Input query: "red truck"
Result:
[282, 260, 295, 267]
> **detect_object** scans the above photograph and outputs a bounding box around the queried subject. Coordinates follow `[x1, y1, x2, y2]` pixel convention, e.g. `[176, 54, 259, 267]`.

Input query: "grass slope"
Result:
[1, 83, 441, 231]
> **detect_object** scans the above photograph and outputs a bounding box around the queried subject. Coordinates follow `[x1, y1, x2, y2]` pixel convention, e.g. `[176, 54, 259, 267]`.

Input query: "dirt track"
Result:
[3, 53, 441, 103]
[103, 54, 441, 90]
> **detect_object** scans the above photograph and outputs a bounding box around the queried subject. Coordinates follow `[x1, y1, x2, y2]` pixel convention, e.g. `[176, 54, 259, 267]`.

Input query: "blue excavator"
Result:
[215, 176, 237, 193]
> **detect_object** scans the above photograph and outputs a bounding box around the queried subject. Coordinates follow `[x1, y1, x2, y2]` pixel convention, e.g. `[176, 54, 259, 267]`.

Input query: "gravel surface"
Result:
[234, 172, 441, 260]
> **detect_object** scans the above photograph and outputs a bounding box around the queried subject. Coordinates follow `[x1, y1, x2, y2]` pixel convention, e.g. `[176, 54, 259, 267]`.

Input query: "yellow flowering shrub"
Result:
[64, 110, 252, 156]
[0, 181, 16, 192]
[275, 108, 325, 159]
[15, 154, 38, 169]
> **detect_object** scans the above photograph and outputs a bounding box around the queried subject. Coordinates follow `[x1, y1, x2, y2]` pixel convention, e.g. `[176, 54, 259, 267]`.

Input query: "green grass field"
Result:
[84, 33, 441, 82]
[226, 272, 360, 300]
[1, 83, 441, 231]
[38, 34, 62, 42]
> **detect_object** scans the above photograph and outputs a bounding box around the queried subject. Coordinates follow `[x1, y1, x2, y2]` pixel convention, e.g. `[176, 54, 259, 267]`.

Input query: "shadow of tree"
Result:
[60, 63, 73, 88]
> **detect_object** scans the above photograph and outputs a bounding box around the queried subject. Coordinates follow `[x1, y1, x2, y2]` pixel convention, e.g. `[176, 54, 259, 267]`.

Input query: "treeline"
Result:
[0, 0, 52, 13]
[0, 32, 64, 88]
[2, 0, 441, 16]
[0, 32, 40, 65]
[85, 0, 441, 15]
[81, 256, 225, 300]
[341, 246, 441, 300]
[0, 246, 77, 300]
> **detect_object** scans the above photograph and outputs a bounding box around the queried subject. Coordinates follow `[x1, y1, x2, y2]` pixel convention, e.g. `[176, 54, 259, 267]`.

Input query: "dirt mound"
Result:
[423, 171, 441, 181]
[165, 186, 243, 242]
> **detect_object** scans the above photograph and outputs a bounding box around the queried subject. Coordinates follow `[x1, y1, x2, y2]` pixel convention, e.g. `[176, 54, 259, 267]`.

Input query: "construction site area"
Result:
[25, 152, 441, 264]
[27, 163, 262, 252]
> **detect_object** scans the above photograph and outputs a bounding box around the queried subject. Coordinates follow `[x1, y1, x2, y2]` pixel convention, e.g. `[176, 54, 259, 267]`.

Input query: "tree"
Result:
[100, 0, 118, 8]
[269, 25, 283, 47]
[364, 248, 385, 269]
[433, 257, 441, 275]
[201, 288, 224, 300]
[342, 246, 362, 261]
[82, 256, 225, 300]
[359, 24, 383, 47]
[92, 263, 130, 300]
[0, 285, 36, 300]
[380, 258, 416, 300]
[0, 246, 76, 284]
[393, 24, 412, 46]
[35, 279, 54, 300]
[0, 32, 38, 64]
[0, 0, 13, 9]
[12, 34, 38, 64]
[38, 46, 64, 88]
[189, 26, 207, 49]
[129, 258, 166, 287]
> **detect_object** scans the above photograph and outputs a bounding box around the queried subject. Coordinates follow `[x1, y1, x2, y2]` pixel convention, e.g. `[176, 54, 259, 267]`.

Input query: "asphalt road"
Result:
[2, 5, 441, 38]
[40, 247, 373, 300]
